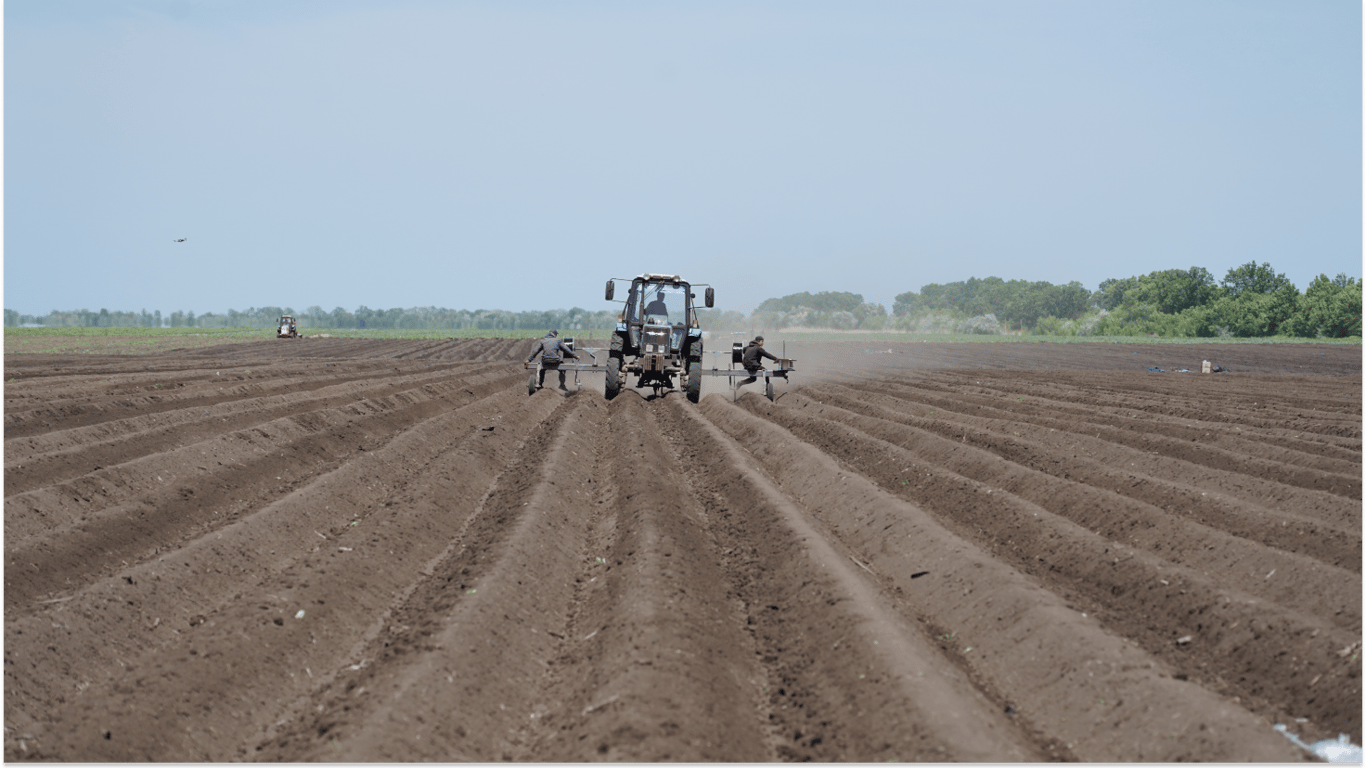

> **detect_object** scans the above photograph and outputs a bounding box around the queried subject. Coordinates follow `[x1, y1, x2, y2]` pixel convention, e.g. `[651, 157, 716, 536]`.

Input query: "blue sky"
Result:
[5, 0, 1361, 316]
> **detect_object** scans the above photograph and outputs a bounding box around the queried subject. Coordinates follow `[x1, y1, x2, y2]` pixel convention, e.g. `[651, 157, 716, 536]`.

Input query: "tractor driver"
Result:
[736, 335, 778, 388]
[643, 289, 670, 323]
[526, 329, 579, 391]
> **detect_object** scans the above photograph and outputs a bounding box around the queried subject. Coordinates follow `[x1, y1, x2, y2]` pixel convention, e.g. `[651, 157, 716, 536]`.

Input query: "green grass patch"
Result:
[4, 327, 270, 354]
[7, 326, 258, 337]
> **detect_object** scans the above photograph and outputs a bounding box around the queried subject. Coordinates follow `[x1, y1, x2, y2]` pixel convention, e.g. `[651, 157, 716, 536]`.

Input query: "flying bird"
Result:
[173, 238, 186, 242]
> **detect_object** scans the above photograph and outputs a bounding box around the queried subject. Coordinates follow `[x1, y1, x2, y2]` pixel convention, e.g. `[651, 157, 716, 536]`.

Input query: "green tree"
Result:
[1136, 267, 1217, 314]
[854, 302, 887, 327]
[891, 289, 920, 317]
[1201, 285, 1300, 337]
[1042, 282, 1091, 320]
[1286, 273, 1362, 337]
[329, 307, 353, 328]
[755, 291, 864, 314]
[1096, 276, 1139, 310]
[1098, 268, 1216, 314]
[1221, 261, 1293, 297]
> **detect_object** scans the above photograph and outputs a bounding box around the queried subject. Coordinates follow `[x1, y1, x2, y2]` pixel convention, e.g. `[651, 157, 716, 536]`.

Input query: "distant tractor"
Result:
[277, 315, 298, 338]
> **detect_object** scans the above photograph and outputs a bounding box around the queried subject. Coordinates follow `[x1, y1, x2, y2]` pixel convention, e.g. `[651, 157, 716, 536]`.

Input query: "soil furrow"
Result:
[914, 367, 1361, 424]
[4, 366, 503, 494]
[699, 393, 1309, 762]
[887, 371, 1363, 452]
[857, 378, 1363, 511]
[784, 389, 1361, 622]
[806, 384, 1361, 570]
[257, 389, 601, 761]
[1, 362, 465, 436]
[7, 387, 558, 760]
[736, 392, 1360, 741]
[668, 396, 1048, 761]
[862, 377, 1361, 497]
[168, 338, 528, 362]
[4, 373, 517, 604]
[4, 340, 1355, 762]
[514, 394, 772, 761]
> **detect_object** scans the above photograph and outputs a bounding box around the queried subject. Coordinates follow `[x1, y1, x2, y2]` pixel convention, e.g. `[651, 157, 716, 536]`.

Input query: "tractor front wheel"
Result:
[605, 357, 621, 400]
[686, 364, 702, 403]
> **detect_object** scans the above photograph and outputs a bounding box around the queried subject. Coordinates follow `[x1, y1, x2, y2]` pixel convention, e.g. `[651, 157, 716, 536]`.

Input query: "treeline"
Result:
[4, 308, 166, 328]
[6, 261, 1359, 339]
[296, 305, 620, 331]
[750, 291, 890, 330]
[1090, 264, 1360, 338]
[889, 262, 1360, 338]
[893, 278, 1090, 332]
[6, 305, 620, 332]
[747, 282, 1091, 334]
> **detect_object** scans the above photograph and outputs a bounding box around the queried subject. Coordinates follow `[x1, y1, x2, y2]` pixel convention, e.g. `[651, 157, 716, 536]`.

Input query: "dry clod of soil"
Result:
[4, 338, 1359, 761]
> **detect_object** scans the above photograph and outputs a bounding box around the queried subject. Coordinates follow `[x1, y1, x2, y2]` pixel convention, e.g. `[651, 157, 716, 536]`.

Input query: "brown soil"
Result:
[4, 338, 1359, 761]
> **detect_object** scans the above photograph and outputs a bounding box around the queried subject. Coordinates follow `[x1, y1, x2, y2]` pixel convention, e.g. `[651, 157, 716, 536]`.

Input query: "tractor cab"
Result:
[604, 273, 714, 399]
[625, 279, 693, 354]
[277, 315, 298, 338]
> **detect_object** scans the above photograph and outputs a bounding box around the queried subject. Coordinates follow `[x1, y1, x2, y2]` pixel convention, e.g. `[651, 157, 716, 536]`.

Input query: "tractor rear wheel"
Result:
[605, 357, 621, 400]
[686, 364, 702, 403]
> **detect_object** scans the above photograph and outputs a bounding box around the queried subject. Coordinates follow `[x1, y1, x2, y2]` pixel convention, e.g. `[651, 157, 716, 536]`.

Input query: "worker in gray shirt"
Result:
[526, 329, 579, 390]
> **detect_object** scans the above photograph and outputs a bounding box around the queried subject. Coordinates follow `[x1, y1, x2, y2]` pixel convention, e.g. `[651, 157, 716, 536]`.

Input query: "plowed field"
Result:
[5, 338, 1360, 761]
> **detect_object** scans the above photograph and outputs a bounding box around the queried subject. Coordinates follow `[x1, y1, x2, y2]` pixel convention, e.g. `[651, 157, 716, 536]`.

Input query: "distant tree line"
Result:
[749, 291, 889, 331]
[6, 261, 1359, 339]
[302, 305, 621, 331]
[1087, 263, 1361, 338]
[893, 278, 1091, 333]
[4, 308, 166, 328]
[888, 262, 1359, 339]
[4, 305, 619, 332]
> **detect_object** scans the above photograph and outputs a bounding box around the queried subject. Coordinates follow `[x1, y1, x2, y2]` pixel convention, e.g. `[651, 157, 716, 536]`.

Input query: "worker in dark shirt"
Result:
[526, 329, 579, 390]
[736, 335, 778, 388]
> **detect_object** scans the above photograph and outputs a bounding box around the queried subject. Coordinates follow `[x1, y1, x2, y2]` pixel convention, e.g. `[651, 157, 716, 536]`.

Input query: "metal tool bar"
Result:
[523, 362, 609, 373]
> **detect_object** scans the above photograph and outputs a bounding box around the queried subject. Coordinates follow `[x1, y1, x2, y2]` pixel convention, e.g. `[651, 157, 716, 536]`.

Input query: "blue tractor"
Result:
[604, 273, 714, 402]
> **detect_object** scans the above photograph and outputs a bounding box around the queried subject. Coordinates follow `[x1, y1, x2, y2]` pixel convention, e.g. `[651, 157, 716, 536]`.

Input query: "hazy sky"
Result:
[5, 0, 1361, 316]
